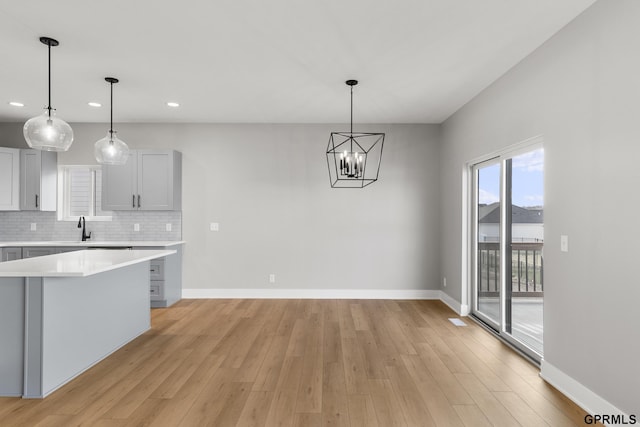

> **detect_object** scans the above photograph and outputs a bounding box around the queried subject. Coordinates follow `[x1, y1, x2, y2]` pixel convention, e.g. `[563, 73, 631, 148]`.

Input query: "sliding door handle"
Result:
[132, 195, 136, 208]
[35, 194, 39, 209]
[137, 195, 141, 208]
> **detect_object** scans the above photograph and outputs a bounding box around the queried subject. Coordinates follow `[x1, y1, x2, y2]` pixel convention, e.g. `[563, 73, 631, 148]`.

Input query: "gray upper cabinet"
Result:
[20, 149, 57, 211]
[102, 149, 182, 211]
[101, 152, 137, 210]
[0, 147, 20, 211]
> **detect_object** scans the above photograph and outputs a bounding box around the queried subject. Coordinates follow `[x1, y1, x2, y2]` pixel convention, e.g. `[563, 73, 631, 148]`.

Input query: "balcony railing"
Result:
[478, 241, 543, 297]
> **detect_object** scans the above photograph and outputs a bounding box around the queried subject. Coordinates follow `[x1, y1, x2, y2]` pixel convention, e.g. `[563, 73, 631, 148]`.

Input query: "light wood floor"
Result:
[0, 299, 593, 426]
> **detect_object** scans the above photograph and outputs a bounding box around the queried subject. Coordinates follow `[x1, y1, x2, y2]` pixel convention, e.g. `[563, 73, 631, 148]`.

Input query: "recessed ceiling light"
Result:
[9, 101, 24, 107]
[167, 102, 180, 108]
[88, 102, 102, 107]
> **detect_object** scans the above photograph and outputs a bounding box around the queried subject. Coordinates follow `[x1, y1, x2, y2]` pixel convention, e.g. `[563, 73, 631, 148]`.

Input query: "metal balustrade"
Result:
[478, 241, 543, 297]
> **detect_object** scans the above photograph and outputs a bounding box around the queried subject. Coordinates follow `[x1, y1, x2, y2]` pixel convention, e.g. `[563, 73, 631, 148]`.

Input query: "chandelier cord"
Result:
[350, 84, 354, 152]
[350, 84, 353, 136]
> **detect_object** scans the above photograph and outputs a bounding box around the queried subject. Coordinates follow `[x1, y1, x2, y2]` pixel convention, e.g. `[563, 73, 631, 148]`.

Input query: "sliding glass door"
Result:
[471, 145, 544, 360]
[474, 159, 502, 329]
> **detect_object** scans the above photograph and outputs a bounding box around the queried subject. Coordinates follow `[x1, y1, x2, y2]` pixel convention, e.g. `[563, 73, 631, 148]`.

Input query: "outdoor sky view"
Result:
[478, 148, 544, 207]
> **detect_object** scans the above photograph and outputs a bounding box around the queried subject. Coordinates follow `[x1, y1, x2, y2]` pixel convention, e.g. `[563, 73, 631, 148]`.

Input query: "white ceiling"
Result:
[0, 0, 596, 124]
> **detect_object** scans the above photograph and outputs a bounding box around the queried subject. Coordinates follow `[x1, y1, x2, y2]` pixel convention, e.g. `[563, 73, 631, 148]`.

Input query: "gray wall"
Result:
[0, 122, 441, 292]
[440, 0, 639, 414]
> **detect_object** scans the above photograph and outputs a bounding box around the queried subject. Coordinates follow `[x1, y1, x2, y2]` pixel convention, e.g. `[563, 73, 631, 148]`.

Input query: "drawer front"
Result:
[2, 248, 22, 262]
[150, 281, 164, 300]
[23, 248, 56, 258]
[149, 258, 165, 280]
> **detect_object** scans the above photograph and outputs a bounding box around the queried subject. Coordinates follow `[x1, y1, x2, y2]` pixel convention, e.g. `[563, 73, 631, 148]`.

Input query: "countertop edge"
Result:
[0, 241, 186, 248]
[0, 249, 177, 278]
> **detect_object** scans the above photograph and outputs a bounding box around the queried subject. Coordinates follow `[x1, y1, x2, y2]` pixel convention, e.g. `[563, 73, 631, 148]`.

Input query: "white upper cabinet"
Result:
[102, 149, 182, 211]
[20, 149, 57, 211]
[0, 147, 20, 211]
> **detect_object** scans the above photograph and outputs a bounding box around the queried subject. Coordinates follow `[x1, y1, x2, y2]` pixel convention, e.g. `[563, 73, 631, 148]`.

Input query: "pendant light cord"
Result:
[47, 41, 52, 117]
[109, 81, 114, 137]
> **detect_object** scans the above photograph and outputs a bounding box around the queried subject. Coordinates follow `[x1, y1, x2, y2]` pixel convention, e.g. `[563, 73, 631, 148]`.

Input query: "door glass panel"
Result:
[476, 163, 501, 326]
[508, 148, 544, 355]
[471, 145, 544, 361]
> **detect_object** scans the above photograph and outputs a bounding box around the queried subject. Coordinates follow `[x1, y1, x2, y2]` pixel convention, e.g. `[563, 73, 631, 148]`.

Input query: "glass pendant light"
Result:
[23, 37, 74, 152]
[95, 77, 129, 165]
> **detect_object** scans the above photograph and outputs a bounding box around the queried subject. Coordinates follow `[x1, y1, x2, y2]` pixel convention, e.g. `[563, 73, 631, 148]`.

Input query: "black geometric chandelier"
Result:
[326, 80, 384, 188]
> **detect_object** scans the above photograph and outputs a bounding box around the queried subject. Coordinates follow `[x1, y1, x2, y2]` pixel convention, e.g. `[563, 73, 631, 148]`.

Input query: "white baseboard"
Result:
[182, 288, 441, 300]
[438, 291, 469, 316]
[540, 360, 630, 424]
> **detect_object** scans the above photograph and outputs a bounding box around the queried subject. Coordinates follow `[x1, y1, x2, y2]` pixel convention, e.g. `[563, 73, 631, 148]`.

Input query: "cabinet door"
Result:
[20, 150, 41, 210]
[0, 148, 20, 211]
[56, 247, 82, 254]
[1, 247, 22, 262]
[102, 152, 137, 210]
[19, 150, 56, 211]
[137, 150, 174, 210]
[23, 248, 56, 258]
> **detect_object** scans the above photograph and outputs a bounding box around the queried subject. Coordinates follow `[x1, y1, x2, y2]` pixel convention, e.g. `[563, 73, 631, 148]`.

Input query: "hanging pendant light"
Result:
[326, 80, 384, 188]
[23, 37, 74, 152]
[95, 77, 129, 165]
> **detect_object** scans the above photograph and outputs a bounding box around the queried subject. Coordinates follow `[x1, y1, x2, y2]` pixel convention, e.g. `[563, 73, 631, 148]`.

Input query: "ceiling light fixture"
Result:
[167, 102, 180, 107]
[94, 77, 130, 165]
[88, 102, 102, 107]
[23, 36, 74, 152]
[9, 102, 25, 107]
[326, 80, 385, 188]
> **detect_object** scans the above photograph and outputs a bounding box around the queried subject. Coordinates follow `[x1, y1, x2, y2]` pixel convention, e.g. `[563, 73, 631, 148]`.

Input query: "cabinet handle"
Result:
[138, 195, 141, 208]
[132, 195, 136, 208]
[35, 194, 39, 208]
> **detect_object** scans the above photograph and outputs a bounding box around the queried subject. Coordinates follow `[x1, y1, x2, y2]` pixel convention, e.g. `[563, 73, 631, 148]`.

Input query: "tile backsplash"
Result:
[0, 211, 181, 242]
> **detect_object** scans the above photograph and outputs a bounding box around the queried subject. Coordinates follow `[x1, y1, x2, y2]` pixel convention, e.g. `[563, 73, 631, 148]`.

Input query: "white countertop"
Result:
[0, 241, 185, 248]
[0, 249, 176, 278]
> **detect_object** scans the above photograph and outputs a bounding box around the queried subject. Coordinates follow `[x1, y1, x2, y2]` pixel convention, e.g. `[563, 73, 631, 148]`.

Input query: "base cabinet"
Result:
[149, 258, 165, 302]
[1, 248, 22, 262]
[22, 248, 56, 259]
[140, 245, 182, 308]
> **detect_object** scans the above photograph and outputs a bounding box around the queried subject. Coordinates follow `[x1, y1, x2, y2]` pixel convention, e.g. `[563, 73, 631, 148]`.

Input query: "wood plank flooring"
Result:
[0, 299, 594, 426]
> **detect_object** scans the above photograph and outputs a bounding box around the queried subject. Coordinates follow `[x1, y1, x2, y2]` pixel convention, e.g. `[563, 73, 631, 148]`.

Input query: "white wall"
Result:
[0, 122, 442, 294]
[440, 0, 639, 415]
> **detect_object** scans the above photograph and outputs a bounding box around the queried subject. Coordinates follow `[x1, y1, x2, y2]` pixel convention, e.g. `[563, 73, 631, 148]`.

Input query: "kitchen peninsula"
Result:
[0, 249, 175, 398]
[0, 241, 185, 308]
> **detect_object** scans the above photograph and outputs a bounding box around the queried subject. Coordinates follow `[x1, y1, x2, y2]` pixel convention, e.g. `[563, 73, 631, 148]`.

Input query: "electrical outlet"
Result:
[30, 223, 37, 231]
[560, 235, 569, 252]
[166, 223, 172, 232]
[269, 274, 276, 283]
[210, 222, 219, 232]
[134, 223, 140, 232]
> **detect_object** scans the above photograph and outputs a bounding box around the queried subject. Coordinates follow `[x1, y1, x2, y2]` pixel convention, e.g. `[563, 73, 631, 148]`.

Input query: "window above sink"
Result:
[57, 166, 112, 222]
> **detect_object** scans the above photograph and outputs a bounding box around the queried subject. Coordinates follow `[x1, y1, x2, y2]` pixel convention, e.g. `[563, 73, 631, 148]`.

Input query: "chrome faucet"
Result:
[77, 216, 91, 241]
